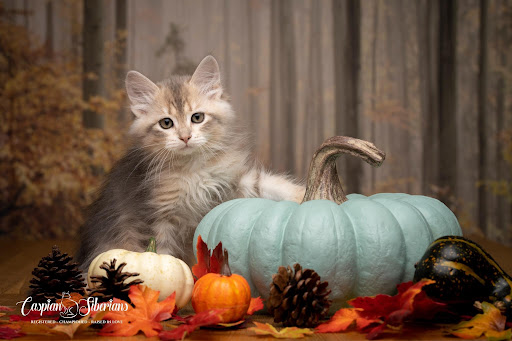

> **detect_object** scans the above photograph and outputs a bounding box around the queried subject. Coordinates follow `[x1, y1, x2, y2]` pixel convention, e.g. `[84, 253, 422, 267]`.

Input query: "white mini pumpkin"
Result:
[87, 238, 194, 308]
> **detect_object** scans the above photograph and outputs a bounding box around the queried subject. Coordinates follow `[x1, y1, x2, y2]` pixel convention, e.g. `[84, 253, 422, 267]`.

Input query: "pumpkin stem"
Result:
[220, 249, 232, 277]
[301, 136, 385, 204]
[146, 237, 157, 253]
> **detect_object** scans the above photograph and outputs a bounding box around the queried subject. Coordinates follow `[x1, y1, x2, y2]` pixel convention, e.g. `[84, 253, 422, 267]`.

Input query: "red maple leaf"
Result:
[317, 279, 446, 339]
[9, 309, 61, 322]
[0, 326, 25, 340]
[191, 235, 224, 280]
[350, 280, 446, 324]
[158, 309, 225, 340]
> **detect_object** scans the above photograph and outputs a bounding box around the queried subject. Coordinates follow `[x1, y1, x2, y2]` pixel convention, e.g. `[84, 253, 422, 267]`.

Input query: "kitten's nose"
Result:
[179, 135, 192, 144]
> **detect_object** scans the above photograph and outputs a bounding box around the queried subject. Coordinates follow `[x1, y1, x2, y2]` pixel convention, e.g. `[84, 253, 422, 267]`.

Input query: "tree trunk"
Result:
[478, 0, 489, 234]
[419, 0, 440, 195]
[369, 0, 379, 191]
[115, 0, 127, 120]
[70, 0, 81, 60]
[44, 0, 53, 58]
[438, 0, 457, 193]
[82, 0, 104, 129]
[332, 0, 361, 194]
[269, 0, 296, 173]
[303, 0, 323, 175]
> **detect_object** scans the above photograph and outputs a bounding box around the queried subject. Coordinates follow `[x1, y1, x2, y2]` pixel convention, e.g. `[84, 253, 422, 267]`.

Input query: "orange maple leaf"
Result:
[98, 284, 176, 338]
[247, 297, 264, 315]
[449, 302, 512, 340]
[315, 308, 380, 333]
[248, 322, 314, 339]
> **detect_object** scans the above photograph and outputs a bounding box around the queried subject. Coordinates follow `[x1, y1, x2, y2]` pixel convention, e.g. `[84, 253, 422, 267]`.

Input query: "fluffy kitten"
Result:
[77, 56, 305, 272]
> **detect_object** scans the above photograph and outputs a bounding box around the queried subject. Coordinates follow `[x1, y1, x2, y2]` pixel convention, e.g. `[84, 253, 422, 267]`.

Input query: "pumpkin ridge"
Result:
[214, 199, 272, 289]
[277, 203, 300, 269]
[244, 206, 268, 288]
[328, 203, 354, 302]
[405, 195, 461, 236]
[176, 258, 195, 307]
[338, 202, 359, 299]
[193, 199, 242, 259]
[404, 197, 454, 239]
[367, 200, 407, 273]
[396, 196, 447, 238]
[248, 200, 298, 297]
[371, 197, 434, 282]
[387, 197, 433, 238]
[342, 200, 405, 297]
[207, 199, 249, 249]
[230, 275, 250, 311]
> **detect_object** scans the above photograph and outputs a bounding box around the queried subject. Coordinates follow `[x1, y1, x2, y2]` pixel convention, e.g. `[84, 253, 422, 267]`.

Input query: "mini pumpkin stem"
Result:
[220, 249, 232, 277]
[302, 136, 386, 204]
[146, 237, 157, 253]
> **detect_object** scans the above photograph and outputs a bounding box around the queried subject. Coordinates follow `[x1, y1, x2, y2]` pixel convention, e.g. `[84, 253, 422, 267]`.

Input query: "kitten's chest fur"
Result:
[141, 152, 246, 264]
[150, 160, 238, 220]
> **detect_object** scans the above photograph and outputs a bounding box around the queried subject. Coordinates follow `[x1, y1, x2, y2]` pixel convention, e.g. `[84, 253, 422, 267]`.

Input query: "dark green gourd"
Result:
[414, 235, 512, 318]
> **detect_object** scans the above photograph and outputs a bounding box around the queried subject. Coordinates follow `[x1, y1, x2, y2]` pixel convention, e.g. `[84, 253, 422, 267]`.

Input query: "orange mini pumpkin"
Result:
[191, 250, 251, 322]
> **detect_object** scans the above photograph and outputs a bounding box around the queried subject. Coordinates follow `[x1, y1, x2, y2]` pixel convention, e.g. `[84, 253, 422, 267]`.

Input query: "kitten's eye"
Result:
[191, 112, 205, 123]
[159, 118, 174, 129]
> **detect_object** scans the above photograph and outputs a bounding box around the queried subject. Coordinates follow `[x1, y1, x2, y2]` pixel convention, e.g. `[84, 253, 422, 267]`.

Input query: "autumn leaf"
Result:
[248, 322, 314, 339]
[350, 280, 445, 325]
[191, 235, 224, 280]
[448, 302, 512, 341]
[348, 280, 444, 323]
[215, 320, 246, 328]
[9, 309, 60, 322]
[191, 235, 209, 279]
[316, 308, 381, 333]
[158, 309, 225, 340]
[247, 297, 264, 315]
[0, 308, 13, 312]
[98, 284, 176, 337]
[316, 280, 445, 339]
[0, 326, 25, 340]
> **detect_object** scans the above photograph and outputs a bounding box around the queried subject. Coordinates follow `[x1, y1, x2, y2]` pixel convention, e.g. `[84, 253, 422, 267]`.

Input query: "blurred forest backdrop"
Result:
[0, 0, 511, 246]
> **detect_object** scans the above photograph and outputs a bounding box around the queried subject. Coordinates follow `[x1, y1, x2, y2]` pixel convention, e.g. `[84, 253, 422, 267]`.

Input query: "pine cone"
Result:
[29, 246, 86, 303]
[268, 263, 332, 327]
[88, 259, 143, 304]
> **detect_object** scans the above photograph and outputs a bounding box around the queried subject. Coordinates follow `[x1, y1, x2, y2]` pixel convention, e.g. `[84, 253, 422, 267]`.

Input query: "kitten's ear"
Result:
[125, 71, 159, 117]
[190, 55, 222, 99]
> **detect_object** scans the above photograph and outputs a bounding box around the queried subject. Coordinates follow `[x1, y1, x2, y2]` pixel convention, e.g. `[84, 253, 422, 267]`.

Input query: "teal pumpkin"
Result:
[194, 136, 462, 310]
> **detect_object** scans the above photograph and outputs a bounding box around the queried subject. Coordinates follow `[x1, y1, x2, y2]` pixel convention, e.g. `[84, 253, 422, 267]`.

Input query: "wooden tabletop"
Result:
[0, 236, 510, 340]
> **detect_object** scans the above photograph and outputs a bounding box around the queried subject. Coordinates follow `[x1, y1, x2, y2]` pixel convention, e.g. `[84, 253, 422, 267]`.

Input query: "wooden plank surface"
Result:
[0, 235, 510, 340]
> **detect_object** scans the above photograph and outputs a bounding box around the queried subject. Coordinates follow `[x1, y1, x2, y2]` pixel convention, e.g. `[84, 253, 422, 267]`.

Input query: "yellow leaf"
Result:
[248, 322, 314, 339]
[448, 302, 512, 341]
